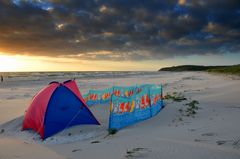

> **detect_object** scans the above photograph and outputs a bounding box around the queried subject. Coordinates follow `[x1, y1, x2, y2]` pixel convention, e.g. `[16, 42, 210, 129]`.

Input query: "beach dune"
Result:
[0, 71, 240, 159]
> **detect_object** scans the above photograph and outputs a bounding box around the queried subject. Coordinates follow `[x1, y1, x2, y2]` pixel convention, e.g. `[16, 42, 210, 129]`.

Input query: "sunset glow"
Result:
[0, 1, 239, 72]
[0, 52, 170, 72]
[0, 54, 24, 72]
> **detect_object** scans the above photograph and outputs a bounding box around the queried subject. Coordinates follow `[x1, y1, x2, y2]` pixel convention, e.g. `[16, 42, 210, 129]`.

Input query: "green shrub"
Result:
[108, 128, 118, 135]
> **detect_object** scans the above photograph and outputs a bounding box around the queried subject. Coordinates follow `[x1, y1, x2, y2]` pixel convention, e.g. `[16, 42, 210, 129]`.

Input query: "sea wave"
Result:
[0, 71, 162, 81]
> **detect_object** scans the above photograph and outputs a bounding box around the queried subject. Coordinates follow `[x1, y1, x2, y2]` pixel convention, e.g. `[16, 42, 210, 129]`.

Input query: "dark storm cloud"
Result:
[0, 0, 240, 60]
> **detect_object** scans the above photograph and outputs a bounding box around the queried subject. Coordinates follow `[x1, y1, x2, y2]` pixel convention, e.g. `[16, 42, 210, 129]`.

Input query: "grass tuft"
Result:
[165, 92, 187, 102]
[108, 128, 118, 135]
[185, 100, 199, 117]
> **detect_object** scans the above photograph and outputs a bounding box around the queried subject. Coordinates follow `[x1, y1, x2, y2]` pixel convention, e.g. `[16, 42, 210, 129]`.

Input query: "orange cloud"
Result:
[178, 0, 186, 5]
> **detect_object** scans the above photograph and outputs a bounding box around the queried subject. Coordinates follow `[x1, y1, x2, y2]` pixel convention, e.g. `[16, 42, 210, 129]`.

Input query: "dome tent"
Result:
[22, 80, 100, 139]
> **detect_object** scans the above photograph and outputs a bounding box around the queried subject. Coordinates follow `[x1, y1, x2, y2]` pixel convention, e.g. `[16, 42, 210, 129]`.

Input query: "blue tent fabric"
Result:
[44, 85, 99, 139]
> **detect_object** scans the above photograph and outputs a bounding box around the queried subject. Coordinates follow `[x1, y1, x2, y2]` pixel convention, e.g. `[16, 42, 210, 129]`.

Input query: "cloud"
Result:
[0, 0, 239, 60]
[178, 0, 186, 6]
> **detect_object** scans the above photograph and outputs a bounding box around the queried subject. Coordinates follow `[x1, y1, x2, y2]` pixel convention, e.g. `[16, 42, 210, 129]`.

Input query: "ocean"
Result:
[0, 71, 164, 100]
[0, 71, 160, 81]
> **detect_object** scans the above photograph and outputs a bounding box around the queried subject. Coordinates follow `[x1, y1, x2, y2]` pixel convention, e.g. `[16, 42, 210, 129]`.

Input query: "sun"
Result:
[0, 54, 23, 72]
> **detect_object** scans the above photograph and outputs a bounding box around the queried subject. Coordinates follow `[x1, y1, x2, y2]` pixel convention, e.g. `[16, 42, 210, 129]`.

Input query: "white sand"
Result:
[1, 72, 240, 159]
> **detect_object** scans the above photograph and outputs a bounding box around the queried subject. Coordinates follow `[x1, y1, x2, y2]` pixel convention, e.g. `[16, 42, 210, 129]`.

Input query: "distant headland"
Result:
[159, 64, 240, 75]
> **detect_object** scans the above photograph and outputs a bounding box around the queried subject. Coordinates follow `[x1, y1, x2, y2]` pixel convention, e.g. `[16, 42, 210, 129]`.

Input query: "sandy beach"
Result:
[0, 71, 240, 159]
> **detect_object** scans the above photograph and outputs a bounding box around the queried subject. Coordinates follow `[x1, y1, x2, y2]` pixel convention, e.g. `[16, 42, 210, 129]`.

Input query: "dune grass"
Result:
[108, 128, 118, 135]
[207, 64, 240, 75]
[164, 92, 187, 102]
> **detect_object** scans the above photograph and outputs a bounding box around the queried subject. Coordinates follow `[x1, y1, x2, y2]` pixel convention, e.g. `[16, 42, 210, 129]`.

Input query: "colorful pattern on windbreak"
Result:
[109, 85, 163, 130]
[84, 85, 146, 106]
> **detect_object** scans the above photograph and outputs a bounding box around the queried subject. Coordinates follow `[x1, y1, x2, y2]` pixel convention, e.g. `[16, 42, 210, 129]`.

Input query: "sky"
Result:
[0, 0, 240, 71]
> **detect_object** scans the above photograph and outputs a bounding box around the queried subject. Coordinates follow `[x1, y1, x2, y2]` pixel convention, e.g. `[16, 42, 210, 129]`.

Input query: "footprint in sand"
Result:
[216, 140, 234, 146]
[0, 129, 4, 134]
[216, 140, 228, 145]
[201, 132, 217, 137]
[194, 139, 209, 142]
[72, 149, 82, 152]
[6, 96, 17, 100]
[91, 140, 100, 144]
[233, 138, 240, 148]
[194, 133, 217, 143]
[23, 93, 31, 98]
[188, 128, 196, 132]
[125, 148, 151, 159]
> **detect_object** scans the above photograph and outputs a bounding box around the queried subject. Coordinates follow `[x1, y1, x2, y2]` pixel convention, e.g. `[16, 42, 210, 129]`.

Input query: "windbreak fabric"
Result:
[83, 84, 157, 106]
[113, 86, 136, 97]
[84, 85, 137, 106]
[81, 83, 164, 130]
[85, 88, 113, 106]
[109, 85, 163, 130]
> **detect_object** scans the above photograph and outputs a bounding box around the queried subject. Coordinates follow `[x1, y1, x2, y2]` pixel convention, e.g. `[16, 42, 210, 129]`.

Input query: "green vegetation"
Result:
[159, 65, 219, 71]
[166, 91, 200, 125]
[108, 128, 118, 135]
[207, 64, 240, 75]
[159, 64, 240, 75]
[165, 92, 187, 102]
[185, 100, 199, 117]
